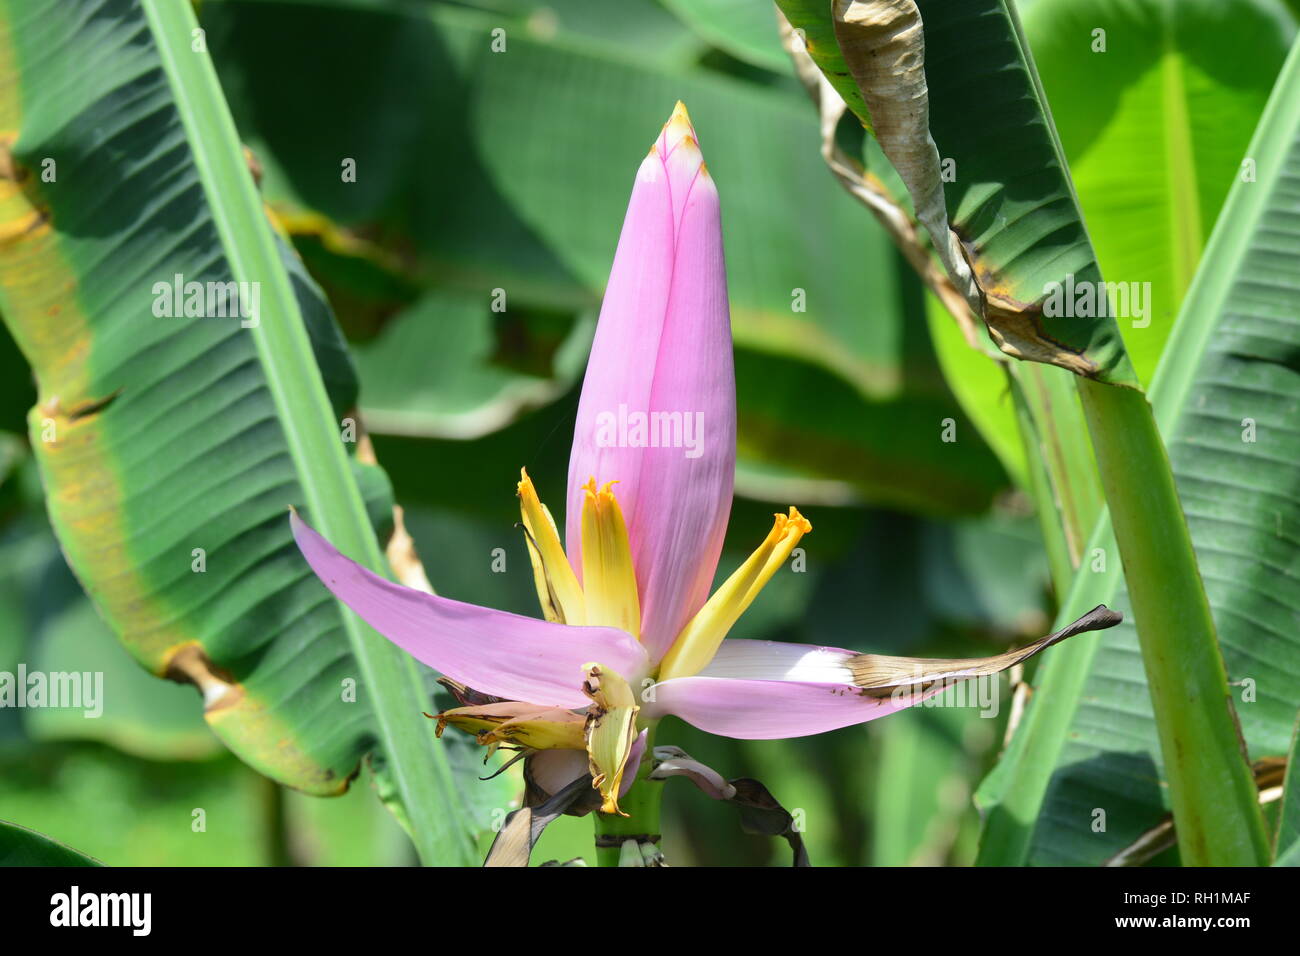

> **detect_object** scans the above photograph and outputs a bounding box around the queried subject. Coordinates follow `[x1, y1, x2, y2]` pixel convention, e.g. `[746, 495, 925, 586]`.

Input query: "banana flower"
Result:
[292, 103, 1120, 857]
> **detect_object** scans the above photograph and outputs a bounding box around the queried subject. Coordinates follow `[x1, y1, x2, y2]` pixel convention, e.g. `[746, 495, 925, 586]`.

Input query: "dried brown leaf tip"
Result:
[827, 2, 1107, 378]
[830, 1, 977, 300]
[849, 605, 1123, 697]
[958, 239, 1100, 377]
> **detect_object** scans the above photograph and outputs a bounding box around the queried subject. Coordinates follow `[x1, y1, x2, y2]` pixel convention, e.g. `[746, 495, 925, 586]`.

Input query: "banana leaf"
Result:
[0, 0, 474, 863]
[982, 35, 1300, 865]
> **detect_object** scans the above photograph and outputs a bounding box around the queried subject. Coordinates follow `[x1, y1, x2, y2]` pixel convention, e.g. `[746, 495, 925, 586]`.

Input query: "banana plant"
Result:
[2, 0, 1296, 870]
[0, 0, 476, 864]
[777, 0, 1282, 865]
[980, 33, 1300, 866]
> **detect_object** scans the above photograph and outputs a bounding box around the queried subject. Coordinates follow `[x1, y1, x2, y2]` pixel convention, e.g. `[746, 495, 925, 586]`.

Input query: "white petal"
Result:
[697, 639, 857, 683]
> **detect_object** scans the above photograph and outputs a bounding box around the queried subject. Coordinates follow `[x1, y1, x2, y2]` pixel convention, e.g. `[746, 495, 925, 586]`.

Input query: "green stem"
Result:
[975, 368, 1109, 865]
[1075, 378, 1269, 866]
[1008, 365, 1090, 593]
[1016, 363, 1104, 572]
[260, 776, 293, 868]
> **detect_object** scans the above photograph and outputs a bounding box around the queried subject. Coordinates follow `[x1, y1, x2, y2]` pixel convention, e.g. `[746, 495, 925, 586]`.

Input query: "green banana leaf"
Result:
[785, 0, 1273, 864]
[0, 0, 474, 863]
[916, 0, 1135, 383]
[1277, 715, 1300, 861]
[925, 296, 1027, 488]
[778, 0, 1136, 384]
[1023, 0, 1296, 386]
[469, 0, 710, 69]
[0, 820, 103, 866]
[350, 289, 593, 440]
[659, 0, 790, 71]
[0, 515, 218, 760]
[939, 0, 1295, 479]
[775, 0, 875, 131]
[982, 36, 1300, 865]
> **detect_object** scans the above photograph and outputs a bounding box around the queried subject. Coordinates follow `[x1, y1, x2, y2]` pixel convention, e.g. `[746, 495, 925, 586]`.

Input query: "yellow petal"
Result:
[657, 507, 812, 681]
[580, 479, 641, 637]
[435, 702, 587, 752]
[518, 468, 585, 625]
[582, 663, 640, 815]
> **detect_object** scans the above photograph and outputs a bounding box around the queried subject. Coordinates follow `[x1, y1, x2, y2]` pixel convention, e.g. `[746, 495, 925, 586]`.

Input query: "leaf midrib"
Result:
[1160, 4, 1204, 300]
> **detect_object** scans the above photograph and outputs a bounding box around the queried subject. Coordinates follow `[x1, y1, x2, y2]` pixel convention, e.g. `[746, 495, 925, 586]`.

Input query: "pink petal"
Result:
[658, 105, 703, 234]
[566, 148, 676, 575]
[632, 169, 734, 661]
[568, 107, 735, 663]
[291, 512, 646, 709]
[644, 676, 938, 739]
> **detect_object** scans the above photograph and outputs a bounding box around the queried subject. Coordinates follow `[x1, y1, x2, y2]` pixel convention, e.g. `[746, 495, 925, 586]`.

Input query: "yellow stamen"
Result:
[657, 507, 812, 681]
[518, 468, 585, 626]
[579, 478, 641, 638]
[582, 663, 640, 816]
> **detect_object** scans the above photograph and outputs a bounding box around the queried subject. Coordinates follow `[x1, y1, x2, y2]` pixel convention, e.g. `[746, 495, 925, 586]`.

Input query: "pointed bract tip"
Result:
[660, 100, 698, 156]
